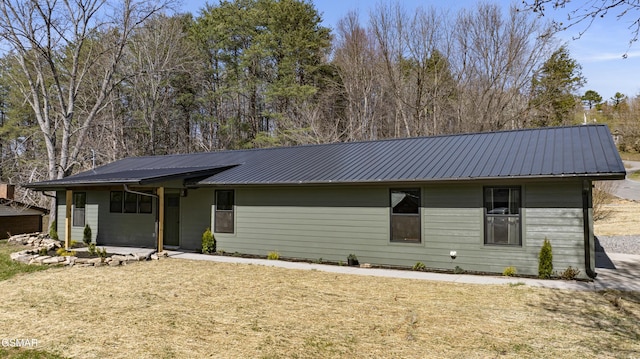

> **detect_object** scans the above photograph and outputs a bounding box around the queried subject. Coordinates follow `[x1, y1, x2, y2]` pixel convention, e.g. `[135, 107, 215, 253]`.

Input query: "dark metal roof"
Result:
[26, 125, 626, 189]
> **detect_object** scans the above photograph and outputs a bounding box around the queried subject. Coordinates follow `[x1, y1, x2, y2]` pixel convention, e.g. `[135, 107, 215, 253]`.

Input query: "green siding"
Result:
[57, 190, 156, 248]
[215, 187, 389, 261]
[215, 182, 590, 278]
[97, 191, 156, 247]
[56, 191, 98, 244]
[180, 188, 214, 250]
[55, 180, 591, 278]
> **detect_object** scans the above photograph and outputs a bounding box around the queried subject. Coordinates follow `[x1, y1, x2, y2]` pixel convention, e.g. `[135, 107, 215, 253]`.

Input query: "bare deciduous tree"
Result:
[333, 11, 384, 141]
[452, 3, 554, 132]
[0, 0, 170, 221]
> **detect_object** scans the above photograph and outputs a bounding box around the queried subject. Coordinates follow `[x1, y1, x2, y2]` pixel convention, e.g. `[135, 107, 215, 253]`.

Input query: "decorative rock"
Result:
[111, 255, 127, 262]
[8, 232, 161, 268]
[42, 257, 63, 265]
[33, 256, 51, 263]
[10, 251, 26, 260]
[87, 257, 103, 264]
[10, 252, 32, 263]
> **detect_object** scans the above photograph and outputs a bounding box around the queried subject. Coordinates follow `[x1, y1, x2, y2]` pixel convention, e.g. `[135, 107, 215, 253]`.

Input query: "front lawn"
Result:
[0, 257, 638, 358]
[0, 240, 51, 281]
[0, 348, 66, 359]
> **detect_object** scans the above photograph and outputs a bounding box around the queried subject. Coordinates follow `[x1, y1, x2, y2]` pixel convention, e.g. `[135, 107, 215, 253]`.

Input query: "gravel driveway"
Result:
[596, 235, 640, 255]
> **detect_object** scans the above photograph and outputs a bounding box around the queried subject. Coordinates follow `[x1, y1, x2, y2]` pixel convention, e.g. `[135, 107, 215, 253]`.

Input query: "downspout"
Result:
[123, 184, 158, 200]
[123, 184, 159, 251]
[582, 181, 597, 279]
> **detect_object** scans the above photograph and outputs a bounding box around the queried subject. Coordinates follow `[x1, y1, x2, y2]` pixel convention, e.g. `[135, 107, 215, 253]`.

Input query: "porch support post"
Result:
[157, 187, 164, 252]
[65, 190, 72, 250]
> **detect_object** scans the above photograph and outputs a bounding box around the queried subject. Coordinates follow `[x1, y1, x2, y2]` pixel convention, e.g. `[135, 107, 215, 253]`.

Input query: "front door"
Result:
[164, 193, 180, 247]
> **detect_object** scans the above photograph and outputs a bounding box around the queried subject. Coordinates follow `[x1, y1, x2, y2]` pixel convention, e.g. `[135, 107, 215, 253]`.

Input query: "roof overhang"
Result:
[24, 165, 239, 191]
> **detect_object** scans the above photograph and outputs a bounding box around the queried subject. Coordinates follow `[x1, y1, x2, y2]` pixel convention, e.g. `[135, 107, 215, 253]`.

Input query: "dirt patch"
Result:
[594, 198, 640, 236]
[0, 260, 638, 358]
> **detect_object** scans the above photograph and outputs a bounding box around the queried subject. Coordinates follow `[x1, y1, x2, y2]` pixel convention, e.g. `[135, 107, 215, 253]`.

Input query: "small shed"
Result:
[0, 184, 48, 239]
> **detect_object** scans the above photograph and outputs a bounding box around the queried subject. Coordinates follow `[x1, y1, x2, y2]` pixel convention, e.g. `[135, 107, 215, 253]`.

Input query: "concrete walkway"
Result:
[156, 249, 640, 292]
[78, 244, 638, 291]
[80, 241, 640, 292]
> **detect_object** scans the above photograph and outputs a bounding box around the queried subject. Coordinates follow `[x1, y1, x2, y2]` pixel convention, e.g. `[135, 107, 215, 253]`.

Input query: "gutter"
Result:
[123, 184, 158, 199]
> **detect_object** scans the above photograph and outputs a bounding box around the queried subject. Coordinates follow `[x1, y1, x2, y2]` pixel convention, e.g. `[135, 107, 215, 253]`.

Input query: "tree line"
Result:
[0, 0, 637, 208]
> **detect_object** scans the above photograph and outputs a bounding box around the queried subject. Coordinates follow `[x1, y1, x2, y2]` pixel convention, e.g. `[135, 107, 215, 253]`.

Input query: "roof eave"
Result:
[198, 172, 627, 186]
[23, 180, 141, 191]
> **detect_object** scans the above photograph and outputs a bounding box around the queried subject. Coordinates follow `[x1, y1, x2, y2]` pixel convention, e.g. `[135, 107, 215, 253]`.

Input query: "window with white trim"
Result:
[215, 190, 234, 233]
[390, 189, 421, 243]
[72, 192, 86, 227]
[484, 187, 521, 246]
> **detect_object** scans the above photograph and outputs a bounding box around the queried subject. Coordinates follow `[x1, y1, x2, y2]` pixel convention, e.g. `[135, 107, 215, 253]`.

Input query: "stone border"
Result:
[7, 233, 161, 267]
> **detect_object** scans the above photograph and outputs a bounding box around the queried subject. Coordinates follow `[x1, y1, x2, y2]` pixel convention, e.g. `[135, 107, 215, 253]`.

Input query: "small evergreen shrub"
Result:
[538, 238, 553, 279]
[83, 224, 92, 245]
[267, 251, 280, 260]
[97, 247, 108, 259]
[453, 266, 465, 274]
[503, 266, 517, 277]
[88, 243, 97, 256]
[413, 262, 426, 271]
[69, 240, 78, 248]
[201, 228, 216, 254]
[49, 222, 59, 241]
[560, 266, 581, 280]
[347, 254, 359, 266]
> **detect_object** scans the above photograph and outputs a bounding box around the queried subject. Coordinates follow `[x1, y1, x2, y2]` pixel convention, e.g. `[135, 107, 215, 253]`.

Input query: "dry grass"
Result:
[620, 152, 640, 161]
[0, 259, 638, 358]
[594, 198, 640, 236]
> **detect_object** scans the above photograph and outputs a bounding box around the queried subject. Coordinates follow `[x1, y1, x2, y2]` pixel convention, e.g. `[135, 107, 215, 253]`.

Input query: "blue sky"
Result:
[179, 0, 640, 101]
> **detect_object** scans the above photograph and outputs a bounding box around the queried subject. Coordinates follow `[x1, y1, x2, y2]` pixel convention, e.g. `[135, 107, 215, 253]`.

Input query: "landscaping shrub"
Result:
[560, 266, 581, 280]
[413, 262, 426, 271]
[503, 266, 517, 277]
[201, 228, 216, 254]
[49, 222, 58, 241]
[83, 224, 92, 245]
[538, 238, 553, 279]
[56, 248, 76, 256]
[347, 254, 359, 266]
[267, 251, 279, 260]
[88, 243, 97, 256]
